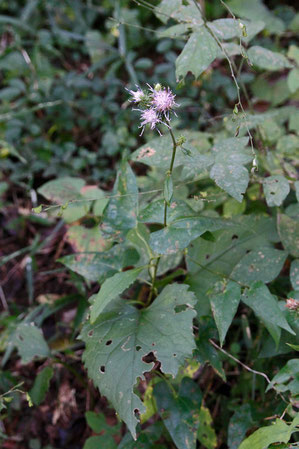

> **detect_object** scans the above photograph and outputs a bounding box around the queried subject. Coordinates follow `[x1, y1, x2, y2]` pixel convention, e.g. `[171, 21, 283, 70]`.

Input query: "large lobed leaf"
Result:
[80, 284, 197, 438]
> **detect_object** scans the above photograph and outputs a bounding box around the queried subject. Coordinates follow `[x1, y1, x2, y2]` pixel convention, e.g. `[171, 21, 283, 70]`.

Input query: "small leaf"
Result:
[90, 267, 145, 323]
[163, 174, 173, 206]
[247, 46, 293, 71]
[154, 378, 202, 449]
[210, 281, 241, 346]
[238, 419, 294, 449]
[176, 27, 219, 81]
[15, 323, 50, 364]
[263, 175, 290, 207]
[242, 282, 295, 336]
[32, 205, 42, 214]
[29, 367, 54, 406]
[80, 284, 197, 438]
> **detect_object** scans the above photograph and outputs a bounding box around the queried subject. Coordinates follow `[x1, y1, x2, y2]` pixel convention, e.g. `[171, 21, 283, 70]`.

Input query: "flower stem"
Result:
[147, 127, 178, 305]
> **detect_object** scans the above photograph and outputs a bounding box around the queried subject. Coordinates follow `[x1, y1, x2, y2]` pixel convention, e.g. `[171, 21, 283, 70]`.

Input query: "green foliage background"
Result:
[0, 0, 298, 448]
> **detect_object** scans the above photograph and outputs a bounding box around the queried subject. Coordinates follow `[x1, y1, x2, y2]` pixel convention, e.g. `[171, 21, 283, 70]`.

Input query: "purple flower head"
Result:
[126, 87, 145, 103]
[139, 108, 160, 134]
[152, 87, 177, 112]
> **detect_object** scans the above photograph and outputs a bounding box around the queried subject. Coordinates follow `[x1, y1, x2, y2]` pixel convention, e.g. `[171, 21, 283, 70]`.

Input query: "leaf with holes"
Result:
[210, 281, 241, 346]
[101, 161, 138, 237]
[90, 267, 145, 323]
[154, 378, 202, 449]
[263, 175, 290, 207]
[231, 247, 287, 284]
[209, 137, 253, 202]
[176, 27, 219, 81]
[80, 284, 196, 438]
[197, 405, 217, 449]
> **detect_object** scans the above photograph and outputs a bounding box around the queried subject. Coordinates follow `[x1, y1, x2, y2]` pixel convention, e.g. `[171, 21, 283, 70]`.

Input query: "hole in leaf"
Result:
[173, 353, 177, 357]
[136, 345, 142, 351]
[205, 254, 210, 260]
[270, 191, 275, 195]
[18, 334, 24, 341]
[134, 408, 140, 417]
[175, 304, 188, 313]
[106, 340, 112, 346]
[142, 352, 155, 363]
[151, 342, 155, 346]
[88, 330, 93, 337]
[100, 366, 105, 373]
[232, 234, 239, 240]
[246, 249, 250, 254]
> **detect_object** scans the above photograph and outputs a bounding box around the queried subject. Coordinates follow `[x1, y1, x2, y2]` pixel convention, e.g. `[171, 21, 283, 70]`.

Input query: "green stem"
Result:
[147, 126, 178, 305]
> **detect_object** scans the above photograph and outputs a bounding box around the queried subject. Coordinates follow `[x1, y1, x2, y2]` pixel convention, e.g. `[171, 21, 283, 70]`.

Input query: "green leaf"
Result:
[209, 137, 253, 202]
[29, 367, 54, 406]
[266, 359, 299, 396]
[197, 405, 217, 449]
[15, 323, 50, 364]
[231, 247, 287, 284]
[287, 68, 299, 93]
[154, 378, 202, 449]
[164, 174, 173, 206]
[155, 0, 202, 25]
[227, 404, 254, 449]
[263, 176, 290, 207]
[207, 19, 264, 43]
[247, 46, 293, 71]
[84, 436, 116, 449]
[131, 131, 213, 172]
[195, 318, 226, 381]
[210, 281, 241, 346]
[60, 244, 139, 283]
[80, 284, 196, 438]
[278, 214, 299, 257]
[227, 0, 285, 34]
[176, 27, 219, 81]
[238, 419, 295, 449]
[37, 177, 99, 223]
[242, 282, 295, 336]
[90, 267, 145, 323]
[102, 161, 138, 237]
[138, 199, 194, 225]
[290, 259, 299, 291]
[66, 225, 110, 253]
[149, 216, 231, 255]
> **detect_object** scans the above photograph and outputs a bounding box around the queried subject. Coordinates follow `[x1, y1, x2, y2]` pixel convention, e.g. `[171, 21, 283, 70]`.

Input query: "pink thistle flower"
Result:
[285, 298, 299, 311]
[139, 108, 160, 134]
[126, 87, 144, 103]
